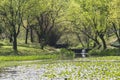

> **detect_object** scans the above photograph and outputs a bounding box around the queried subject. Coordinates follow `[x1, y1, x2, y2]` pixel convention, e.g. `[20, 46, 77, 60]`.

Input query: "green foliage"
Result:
[59, 48, 75, 59]
[89, 49, 120, 56]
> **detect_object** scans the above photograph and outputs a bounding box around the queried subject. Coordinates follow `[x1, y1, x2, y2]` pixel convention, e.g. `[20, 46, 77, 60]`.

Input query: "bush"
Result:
[59, 48, 75, 59]
[89, 49, 120, 56]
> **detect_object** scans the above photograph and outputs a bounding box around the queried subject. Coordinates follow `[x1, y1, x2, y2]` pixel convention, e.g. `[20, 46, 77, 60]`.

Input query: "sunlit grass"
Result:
[0, 45, 59, 62]
[0, 55, 57, 61]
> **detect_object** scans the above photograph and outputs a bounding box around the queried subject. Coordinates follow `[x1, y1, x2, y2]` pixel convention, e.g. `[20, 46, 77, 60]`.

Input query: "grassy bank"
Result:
[0, 40, 120, 63]
[0, 43, 60, 61]
[0, 55, 58, 61]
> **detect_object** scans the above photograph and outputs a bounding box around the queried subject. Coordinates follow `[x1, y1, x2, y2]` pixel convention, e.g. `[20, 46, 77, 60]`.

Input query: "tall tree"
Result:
[109, 0, 120, 44]
[0, 0, 27, 54]
[69, 0, 110, 49]
[28, 0, 70, 49]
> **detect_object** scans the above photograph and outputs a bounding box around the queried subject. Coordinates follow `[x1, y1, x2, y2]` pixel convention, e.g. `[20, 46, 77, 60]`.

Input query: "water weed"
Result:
[0, 61, 120, 80]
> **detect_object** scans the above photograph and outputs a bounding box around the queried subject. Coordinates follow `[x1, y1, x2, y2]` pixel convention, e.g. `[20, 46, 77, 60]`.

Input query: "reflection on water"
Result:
[0, 65, 65, 80]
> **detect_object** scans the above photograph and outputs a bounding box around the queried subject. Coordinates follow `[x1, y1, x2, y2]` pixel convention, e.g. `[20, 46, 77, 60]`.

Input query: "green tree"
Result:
[69, 0, 110, 49]
[109, 0, 120, 44]
[0, 0, 28, 54]
[28, 0, 70, 49]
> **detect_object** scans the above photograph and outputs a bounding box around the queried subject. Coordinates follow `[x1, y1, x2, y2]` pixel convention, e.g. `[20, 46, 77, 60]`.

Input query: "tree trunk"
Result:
[9, 34, 13, 43]
[25, 28, 29, 44]
[118, 29, 120, 43]
[36, 31, 40, 43]
[99, 34, 107, 50]
[13, 28, 18, 54]
[113, 23, 120, 43]
[86, 38, 90, 48]
[30, 27, 34, 43]
[76, 34, 85, 48]
[13, 36, 17, 51]
[94, 38, 101, 49]
[41, 43, 44, 49]
[101, 37, 107, 49]
[36, 30, 45, 49]
[93, 42, 97, 48]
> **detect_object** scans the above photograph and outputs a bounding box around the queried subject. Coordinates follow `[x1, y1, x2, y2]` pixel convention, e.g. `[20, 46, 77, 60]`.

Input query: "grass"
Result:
[0, 55, 57, 61]
[0, 48, 59, 61]
[0, 41, 60, 61]
[0, 48, 58, 61]
[0, 45, 46, 55]
[0, 41, 75, 61]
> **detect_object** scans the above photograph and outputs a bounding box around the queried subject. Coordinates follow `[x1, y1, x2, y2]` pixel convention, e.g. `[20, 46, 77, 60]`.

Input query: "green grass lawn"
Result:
[0, 43, 60, 61]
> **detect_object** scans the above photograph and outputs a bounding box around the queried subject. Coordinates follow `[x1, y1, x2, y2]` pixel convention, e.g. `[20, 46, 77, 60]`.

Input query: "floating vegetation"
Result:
[0, 61, 120, 80]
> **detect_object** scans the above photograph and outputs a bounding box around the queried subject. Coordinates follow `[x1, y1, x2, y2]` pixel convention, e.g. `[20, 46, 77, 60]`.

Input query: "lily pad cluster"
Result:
[0, 62, 120, 80]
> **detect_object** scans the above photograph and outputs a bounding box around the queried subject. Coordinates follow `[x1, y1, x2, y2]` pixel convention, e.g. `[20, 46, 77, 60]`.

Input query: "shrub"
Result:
[59, 48, 75, 59]
[89, 49, 120, 56]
